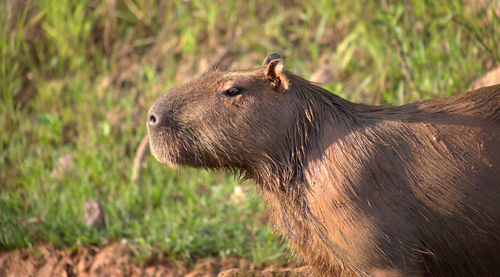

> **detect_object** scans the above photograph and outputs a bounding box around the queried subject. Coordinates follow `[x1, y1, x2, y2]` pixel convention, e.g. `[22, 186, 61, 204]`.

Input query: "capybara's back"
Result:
[147, 54, 500, 276]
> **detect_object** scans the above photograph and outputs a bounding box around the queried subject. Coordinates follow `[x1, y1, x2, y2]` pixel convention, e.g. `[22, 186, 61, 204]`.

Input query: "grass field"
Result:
[1, 0, 499, 267]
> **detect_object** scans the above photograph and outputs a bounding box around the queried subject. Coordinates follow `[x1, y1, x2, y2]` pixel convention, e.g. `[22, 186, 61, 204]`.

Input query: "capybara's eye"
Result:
[221, 86, 246, 97]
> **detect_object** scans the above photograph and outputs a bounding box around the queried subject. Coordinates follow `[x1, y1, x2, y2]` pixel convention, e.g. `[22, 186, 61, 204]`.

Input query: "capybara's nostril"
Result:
[148, 112, 159, 127]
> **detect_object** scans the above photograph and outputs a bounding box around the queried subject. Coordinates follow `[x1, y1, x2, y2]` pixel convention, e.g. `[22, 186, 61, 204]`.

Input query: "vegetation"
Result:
[1, 0, 498, 266]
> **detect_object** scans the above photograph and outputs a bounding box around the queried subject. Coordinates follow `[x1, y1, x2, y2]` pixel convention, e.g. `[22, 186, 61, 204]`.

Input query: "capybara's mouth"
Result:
[147, 127, 205, 168]
[147, 129, 177, 166]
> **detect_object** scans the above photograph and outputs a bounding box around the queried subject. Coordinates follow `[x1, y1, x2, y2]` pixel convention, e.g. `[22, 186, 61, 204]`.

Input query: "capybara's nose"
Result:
[148, 111, 159, 127]
[148, 97, 175, 130]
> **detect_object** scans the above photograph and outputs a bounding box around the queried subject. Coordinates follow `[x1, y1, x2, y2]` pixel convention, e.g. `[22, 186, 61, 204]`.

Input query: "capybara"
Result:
[147, 54, 500, 276]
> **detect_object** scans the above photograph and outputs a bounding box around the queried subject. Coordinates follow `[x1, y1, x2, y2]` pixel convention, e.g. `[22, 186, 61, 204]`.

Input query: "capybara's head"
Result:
[147, 54, 299, 171]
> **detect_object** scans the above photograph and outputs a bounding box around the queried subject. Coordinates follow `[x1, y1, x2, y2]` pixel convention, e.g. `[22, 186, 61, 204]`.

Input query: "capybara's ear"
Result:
[262, 53, 282, 66]
[265, 59, 289, 90]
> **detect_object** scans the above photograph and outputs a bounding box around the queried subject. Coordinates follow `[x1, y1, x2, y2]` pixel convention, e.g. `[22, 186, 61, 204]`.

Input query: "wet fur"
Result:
[148, 62, 500, 276]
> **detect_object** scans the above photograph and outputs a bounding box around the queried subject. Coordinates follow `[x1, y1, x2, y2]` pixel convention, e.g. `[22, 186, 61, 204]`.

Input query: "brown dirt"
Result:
[0, 243, 312, 277]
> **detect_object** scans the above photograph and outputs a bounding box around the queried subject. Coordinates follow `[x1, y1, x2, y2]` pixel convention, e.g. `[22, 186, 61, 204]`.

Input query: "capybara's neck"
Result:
[249, 73, 364, 196]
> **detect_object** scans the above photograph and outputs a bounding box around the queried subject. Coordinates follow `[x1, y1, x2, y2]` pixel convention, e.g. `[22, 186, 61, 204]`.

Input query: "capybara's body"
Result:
[147, 54, 500, 276]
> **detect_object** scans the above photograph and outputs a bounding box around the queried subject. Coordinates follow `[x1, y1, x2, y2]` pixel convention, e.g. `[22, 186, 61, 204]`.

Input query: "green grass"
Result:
[1, 0, 498, 266]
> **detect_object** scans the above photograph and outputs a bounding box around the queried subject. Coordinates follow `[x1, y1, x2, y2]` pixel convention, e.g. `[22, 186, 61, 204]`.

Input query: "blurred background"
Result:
[1, 0, 499, 275]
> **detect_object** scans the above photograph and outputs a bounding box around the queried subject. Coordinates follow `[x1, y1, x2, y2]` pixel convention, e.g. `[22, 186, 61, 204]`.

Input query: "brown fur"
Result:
[147, 54, 500, 276]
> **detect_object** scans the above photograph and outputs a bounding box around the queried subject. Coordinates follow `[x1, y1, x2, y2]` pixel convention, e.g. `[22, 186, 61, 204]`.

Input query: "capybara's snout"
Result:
[147, 97, 175, 132]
